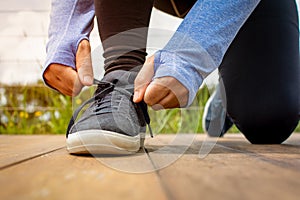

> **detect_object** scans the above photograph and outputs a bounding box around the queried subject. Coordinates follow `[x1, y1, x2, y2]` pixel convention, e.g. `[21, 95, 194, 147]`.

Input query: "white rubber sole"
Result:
[66, 130, 144, 155]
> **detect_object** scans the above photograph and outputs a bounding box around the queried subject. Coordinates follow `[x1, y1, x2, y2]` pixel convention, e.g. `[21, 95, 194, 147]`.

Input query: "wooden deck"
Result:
[1, 133, 300, 200]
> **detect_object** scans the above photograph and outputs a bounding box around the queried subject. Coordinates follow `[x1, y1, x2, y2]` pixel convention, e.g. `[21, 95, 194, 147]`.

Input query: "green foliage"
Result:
[0, 82, 73, 134]
[0, 82, 299, 134]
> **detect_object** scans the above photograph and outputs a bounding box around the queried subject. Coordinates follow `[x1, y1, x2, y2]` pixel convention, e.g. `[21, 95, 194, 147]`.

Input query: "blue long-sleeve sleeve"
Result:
[153, 0, 261, 106]
[43, 0, 94, 76]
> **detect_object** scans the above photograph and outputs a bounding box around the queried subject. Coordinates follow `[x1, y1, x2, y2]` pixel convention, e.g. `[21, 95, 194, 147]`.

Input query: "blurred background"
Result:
[0, 0, 299, 134]
[0, 0, 184, 85]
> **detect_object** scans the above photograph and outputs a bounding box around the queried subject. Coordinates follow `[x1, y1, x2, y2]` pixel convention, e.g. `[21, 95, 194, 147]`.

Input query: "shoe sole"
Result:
[66, 130, 144, 155]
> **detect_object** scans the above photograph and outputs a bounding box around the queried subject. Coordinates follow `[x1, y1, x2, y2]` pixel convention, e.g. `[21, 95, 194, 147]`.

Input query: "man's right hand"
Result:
[43, 39, 94, 96]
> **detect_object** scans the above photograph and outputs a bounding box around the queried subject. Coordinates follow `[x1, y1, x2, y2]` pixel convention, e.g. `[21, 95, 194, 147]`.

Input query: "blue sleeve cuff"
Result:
[153, 50, 204, 107]
[42, 36, 89, 91]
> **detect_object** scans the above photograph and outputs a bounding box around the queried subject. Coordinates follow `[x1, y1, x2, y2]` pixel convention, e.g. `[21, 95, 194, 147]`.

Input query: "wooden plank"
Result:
[215, 134, 300, 171]
[0, 13, 100, 37]
[0, 135, 65, 168]
[1, 134, 300, 200]
[0, 37, 46, 61]
[152, 134, 300, 200]
[0, 148, 167, 200]
[0, 62, 43, 84]
[0, 0, 51, 11]
[0, 12, 49, 37]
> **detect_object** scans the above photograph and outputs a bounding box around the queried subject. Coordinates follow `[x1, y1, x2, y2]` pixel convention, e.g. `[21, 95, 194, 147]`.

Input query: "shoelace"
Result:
[66, 79, 153, 138]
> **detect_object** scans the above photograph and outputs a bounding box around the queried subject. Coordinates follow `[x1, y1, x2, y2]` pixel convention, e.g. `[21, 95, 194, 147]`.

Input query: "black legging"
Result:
[219, 0, 299, 144]
[94, 0, 299, 144]
[93, 0, 193, 74]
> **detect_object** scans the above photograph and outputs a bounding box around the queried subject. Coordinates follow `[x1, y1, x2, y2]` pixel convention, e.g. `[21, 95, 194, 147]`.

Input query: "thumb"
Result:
[133, 55, 155, 103]
[76, 39, 94, 86]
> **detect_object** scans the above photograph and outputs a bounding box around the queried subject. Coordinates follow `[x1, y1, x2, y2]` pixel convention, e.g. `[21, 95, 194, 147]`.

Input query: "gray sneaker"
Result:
[202, 84, 233, 137]
[66, 70, 152, 155]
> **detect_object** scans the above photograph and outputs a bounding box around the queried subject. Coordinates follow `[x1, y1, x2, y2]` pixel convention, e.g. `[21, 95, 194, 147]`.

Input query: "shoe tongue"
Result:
[102, 70, 137, 92]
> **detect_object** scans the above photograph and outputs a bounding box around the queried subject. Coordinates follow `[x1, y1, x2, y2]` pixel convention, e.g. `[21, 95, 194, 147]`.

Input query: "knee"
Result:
[230, 106, 299, 144]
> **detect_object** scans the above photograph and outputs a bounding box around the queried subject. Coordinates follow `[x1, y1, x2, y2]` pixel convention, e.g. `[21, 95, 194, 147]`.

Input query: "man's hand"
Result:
[133, 55, 188, 110]
[43, 39, 93, 96]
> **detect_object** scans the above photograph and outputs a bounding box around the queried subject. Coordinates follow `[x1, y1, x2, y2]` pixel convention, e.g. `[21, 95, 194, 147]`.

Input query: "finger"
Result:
[152, 93, 180, 110]
[59, 67, 83, 96]
[144, 81, 170, 106]
[156, 77, 189, 107]
[44, 64, 83, 96]
[133, 55, 155, 103]
[76, 39, 93, 86]
[144, 76, 189, 108]
[151, 104, 165, 111]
